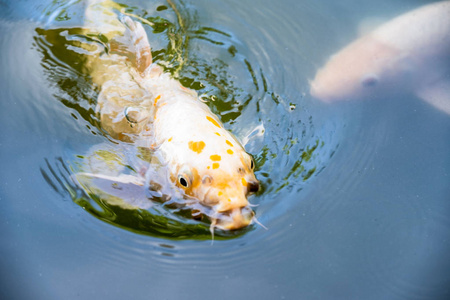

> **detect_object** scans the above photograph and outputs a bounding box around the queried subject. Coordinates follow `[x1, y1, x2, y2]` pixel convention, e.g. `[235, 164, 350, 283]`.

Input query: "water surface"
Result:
[1, 0, 449, 299]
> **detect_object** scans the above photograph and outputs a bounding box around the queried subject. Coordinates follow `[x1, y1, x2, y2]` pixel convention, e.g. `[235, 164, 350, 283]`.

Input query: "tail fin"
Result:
[85, 1, 152, 75]
[107, 15, 152, 76]
[84, 0, 125, 37]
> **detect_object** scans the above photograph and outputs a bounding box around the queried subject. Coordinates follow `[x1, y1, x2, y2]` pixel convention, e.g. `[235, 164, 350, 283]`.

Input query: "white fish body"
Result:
[78, 2, 259, 231]
[310, 1, 450, 114]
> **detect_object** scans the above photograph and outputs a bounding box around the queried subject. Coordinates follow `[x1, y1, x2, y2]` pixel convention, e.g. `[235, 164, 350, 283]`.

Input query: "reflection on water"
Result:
[2, 0, 450, 299]
[36, 0, 336, 239]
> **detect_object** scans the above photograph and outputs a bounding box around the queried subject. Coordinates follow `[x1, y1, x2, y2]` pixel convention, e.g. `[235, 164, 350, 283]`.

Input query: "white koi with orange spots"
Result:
[81, 1, 260, 231]
[149, 76, 260, 230]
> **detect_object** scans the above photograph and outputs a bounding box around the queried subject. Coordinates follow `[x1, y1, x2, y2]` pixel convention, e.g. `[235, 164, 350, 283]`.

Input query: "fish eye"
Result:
[248, 155, 255, 170]
[178, 175, 189, 188]
[243, 155, 255, 171]
[361, 74, 379, 87]
[177, 165, 193, 188]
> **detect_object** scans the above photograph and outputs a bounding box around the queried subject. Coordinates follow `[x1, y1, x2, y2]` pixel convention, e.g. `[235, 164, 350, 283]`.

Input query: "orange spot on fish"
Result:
[207, 166, 210, 169]
[154, 95, 161, 106]
[226, 140, 234, 147]
[188, 141, 205, 154]
[241, 177, 247, 186]
[218, 191, 223, 196]
[206, 116, 221, 128]
[168, 137, 173, 142]
[210, 155, 221, 161]
[212, 163, 220, 169]
[215, 132, 221, 136]
[227, 149, 234, 155]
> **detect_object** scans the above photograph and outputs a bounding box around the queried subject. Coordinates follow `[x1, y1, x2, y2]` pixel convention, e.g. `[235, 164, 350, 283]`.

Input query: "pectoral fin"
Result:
[74, 172, 152, 209]
[416, 79, 450, 115]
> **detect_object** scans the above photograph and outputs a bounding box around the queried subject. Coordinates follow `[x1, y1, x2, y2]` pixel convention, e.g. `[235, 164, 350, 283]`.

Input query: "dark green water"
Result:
[1, 0, 450, 299]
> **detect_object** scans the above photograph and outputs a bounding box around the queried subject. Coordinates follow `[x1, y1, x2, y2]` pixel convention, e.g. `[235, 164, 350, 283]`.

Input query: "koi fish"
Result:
[310, 1, 450, 115]
[77, 1, 260, 232]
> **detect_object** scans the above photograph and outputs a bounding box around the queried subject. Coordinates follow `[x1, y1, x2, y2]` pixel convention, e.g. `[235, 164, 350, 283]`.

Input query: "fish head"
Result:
[310, 36, 401, 102]
[155, 104, 260, 230]
[170, 139, 259, 230]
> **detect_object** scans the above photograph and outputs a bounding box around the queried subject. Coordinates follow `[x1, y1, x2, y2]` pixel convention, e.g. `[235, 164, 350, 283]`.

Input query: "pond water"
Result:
[1, 0, 449, 299]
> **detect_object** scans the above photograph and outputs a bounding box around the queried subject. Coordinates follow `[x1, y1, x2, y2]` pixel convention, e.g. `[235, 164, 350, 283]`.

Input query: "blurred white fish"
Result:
[310, 1, 450, 114]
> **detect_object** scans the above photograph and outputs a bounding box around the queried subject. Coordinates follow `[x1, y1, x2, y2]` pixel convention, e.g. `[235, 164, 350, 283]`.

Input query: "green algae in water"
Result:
[35, 0, 263, 238]
[36, 0, 328, 239]
[41, 155, 251, 240]
[74, 193, 250, 240]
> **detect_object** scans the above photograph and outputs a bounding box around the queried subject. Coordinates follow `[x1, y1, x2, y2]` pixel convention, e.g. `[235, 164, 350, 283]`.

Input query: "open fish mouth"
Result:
[212, 206, 255, 231]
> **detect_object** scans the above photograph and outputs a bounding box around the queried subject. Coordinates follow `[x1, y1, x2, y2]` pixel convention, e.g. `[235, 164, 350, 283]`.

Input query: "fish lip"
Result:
[310, 80, 333, 103]
[247, 179, 260, 193]
[309, 80, 322, 99]
[213, 207, 254, 230]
